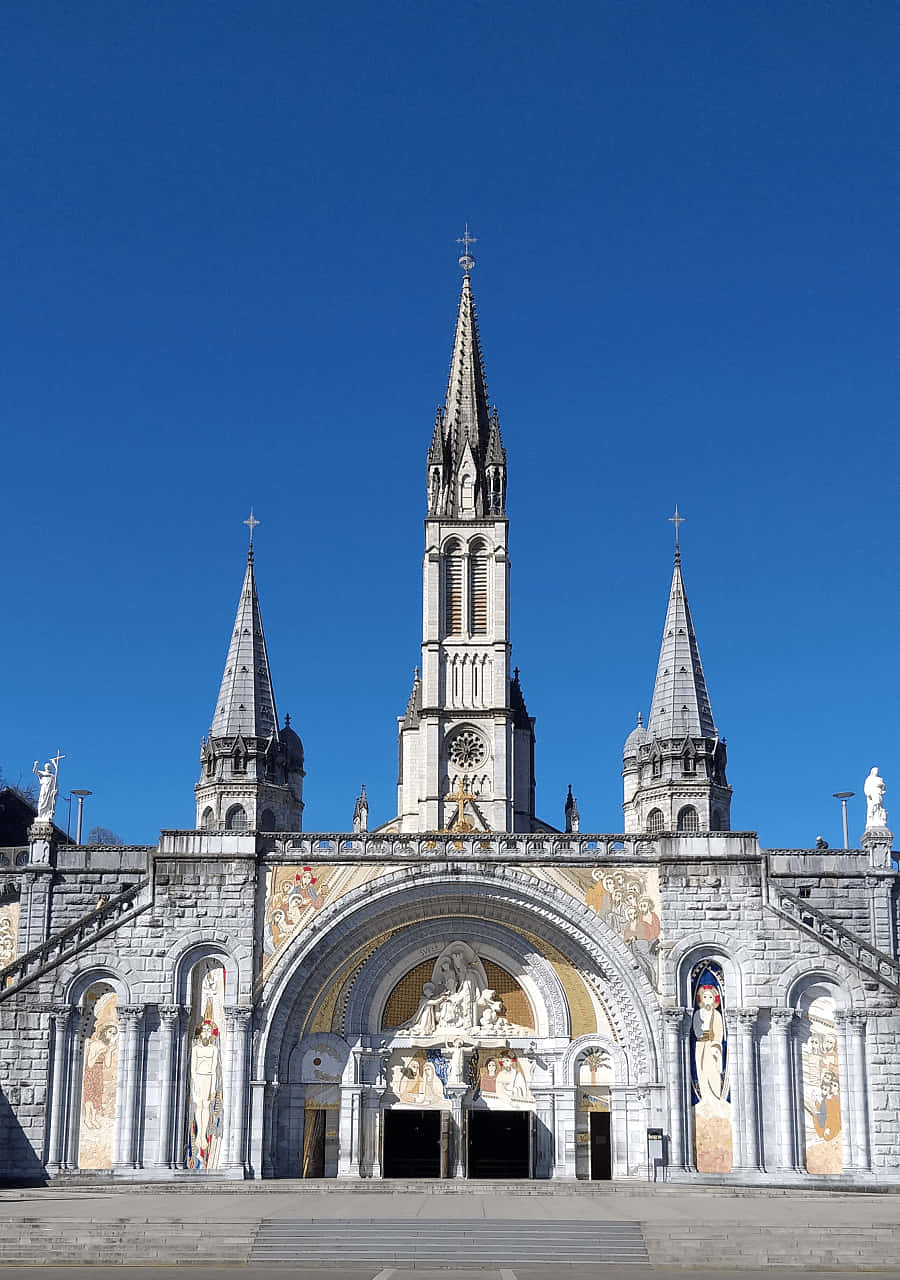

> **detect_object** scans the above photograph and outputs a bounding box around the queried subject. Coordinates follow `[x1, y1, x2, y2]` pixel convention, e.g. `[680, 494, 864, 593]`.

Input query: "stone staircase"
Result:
[763, 879, 900, 996]
[250, 1218, 650, 1267]
[0, 878, 151, 1001]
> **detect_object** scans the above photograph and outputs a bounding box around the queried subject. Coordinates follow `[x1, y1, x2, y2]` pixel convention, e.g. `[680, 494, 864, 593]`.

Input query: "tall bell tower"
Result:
[396, 238, 537, 833]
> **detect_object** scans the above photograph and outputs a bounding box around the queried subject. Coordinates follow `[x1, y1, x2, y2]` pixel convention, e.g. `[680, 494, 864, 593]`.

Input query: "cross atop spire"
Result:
[456, 223, 477, 274]
[668, 505, 685, 559]
[243, 508, 260, 560]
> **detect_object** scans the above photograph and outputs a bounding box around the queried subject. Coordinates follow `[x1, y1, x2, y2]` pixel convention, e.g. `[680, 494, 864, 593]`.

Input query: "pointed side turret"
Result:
[623, 547, 731, 835]
[195, 532, 304, 832]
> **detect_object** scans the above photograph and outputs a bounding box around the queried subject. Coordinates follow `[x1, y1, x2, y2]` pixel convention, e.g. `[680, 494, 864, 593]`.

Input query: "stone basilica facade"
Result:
[1, 265, 898, 1186]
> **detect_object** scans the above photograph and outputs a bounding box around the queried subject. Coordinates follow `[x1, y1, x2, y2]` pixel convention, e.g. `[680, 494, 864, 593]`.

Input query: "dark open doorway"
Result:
[589, 1111, 612, 1179]
[302, 1108, 326, 1177]
[382, 1109, 442, 1178]
[468, 1109, 531, 1179]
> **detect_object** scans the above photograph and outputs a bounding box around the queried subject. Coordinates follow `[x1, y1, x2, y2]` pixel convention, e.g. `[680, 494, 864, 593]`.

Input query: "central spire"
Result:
[426, 238, 506, 518]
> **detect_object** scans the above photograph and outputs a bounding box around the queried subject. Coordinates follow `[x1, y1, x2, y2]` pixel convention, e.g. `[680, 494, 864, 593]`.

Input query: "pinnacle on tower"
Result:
[209, 545, 279, 741]
[564, 784, 580, 834]
[426, 256, 506, 518]
[645, 551, 716, 741]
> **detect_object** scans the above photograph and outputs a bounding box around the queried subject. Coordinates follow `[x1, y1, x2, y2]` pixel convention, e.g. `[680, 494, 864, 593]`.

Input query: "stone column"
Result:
[551, 1089, 577, 1178]
[362, 1089, 385, 1178]
[836, 1009, 871, 1171]
[448, 1086, 468, 1178]
[154, 1005, 182, 1169]
[337, 1086, 362, 1177]
[112, 1005, 144, 1170]
[46, 1005, 73, 1173]
[224, 1007, 252, 1173]
[769, 1009, 797, 1172]
[730, 1009, 761, 1172]
[662, 1007, 689, 1170]
[170, 1007, 189, 1170]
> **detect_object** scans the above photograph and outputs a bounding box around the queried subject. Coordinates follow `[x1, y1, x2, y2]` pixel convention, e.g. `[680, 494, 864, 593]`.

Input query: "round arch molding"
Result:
[256, 863, 662, 1088]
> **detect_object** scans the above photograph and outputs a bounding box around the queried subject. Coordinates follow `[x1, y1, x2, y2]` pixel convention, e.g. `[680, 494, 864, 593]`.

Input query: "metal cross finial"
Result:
[457, 223, 477, 274]
[243, 508, 260, 547]
[50, 749, 66, 771]
[668, 505, 685, 551]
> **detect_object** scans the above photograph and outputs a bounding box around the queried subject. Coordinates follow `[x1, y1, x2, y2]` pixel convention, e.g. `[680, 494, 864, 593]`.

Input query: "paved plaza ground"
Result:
[0, 1184, 899, 1273]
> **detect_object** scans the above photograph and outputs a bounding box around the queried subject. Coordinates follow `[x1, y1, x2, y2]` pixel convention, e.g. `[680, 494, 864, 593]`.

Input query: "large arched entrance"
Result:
[255, 865, 662, 1179]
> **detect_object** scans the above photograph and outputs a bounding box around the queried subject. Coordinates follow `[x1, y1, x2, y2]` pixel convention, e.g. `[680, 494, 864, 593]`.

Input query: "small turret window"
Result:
[225, 804, 247, 832]
[651, 757, 662, 779]
[682, 755, 696, 774]
[201, 807, 215, 830]
[232, 750, 246, 775]
[677, 805, 699, 833]
[647, 808, 665, 835]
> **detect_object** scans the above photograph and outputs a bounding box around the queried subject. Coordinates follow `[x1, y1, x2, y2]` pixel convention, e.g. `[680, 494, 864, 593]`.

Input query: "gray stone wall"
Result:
[0, 830, 897, 1184]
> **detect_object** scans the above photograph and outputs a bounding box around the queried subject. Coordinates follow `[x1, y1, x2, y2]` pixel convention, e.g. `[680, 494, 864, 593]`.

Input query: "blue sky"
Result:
[2, 1, 896, 848]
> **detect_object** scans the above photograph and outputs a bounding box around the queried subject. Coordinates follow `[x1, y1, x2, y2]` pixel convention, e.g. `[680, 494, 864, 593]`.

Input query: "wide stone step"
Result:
[250, 1218, 649, 1266]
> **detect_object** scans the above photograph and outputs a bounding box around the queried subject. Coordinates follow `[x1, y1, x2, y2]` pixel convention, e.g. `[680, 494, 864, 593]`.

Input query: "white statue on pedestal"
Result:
[864, 767, 888, 830]
[32, 752, 64, 824]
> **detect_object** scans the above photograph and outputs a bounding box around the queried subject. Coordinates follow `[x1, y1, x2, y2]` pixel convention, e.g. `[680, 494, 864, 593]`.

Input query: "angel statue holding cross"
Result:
[33, 751, 64, 823]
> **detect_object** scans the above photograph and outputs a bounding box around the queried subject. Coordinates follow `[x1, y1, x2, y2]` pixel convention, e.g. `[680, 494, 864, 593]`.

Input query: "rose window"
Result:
[448, 730, 486, 768]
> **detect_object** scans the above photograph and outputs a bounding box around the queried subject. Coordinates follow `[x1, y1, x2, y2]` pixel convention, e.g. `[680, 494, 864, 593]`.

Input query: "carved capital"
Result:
[49, 1004, 73, 1025]
[225, 1005, 253, 1032]
[117, 1004, 145, 1027]
[769, 1008, 797, 1031]
[729, 1008, 759, 1029]
[661, 1006, 689, 1029]
[834, 1009, 868, 1031]
[157, 1004, 183, 1025]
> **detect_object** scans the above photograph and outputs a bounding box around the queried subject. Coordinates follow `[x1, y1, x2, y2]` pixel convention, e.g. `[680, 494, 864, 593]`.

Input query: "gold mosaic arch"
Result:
[298, 913, 607, 1042]
[382, 958, 536, 1031]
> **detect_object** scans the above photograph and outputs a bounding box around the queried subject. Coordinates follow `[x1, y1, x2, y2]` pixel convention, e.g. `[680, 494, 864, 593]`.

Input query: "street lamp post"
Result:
[71, 790, 92, 845]
[833, 791, 854, 850]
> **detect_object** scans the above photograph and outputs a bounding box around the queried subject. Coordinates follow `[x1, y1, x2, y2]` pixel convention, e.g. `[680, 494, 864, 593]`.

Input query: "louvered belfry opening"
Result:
[444, 542, 464, 635]
[469, 541, 488, 635]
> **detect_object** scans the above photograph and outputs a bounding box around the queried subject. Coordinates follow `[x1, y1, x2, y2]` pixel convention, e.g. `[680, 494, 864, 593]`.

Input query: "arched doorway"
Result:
[255, 865, 661, 1180]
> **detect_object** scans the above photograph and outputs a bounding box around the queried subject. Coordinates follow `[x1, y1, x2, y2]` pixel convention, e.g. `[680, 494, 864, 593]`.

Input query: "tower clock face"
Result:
[448, 729, 486, 768]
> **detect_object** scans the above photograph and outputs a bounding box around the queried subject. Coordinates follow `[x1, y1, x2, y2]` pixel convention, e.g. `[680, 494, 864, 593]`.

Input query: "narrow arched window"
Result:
[689, 959, 732, 1173]
[225, 804, 247, 832]
[201, 807, 215, 831]
[677, 805, 699, 833]
[444, 541, 464, 635]
[469, 541, 489, 635]
[647, 808, 665, 835]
